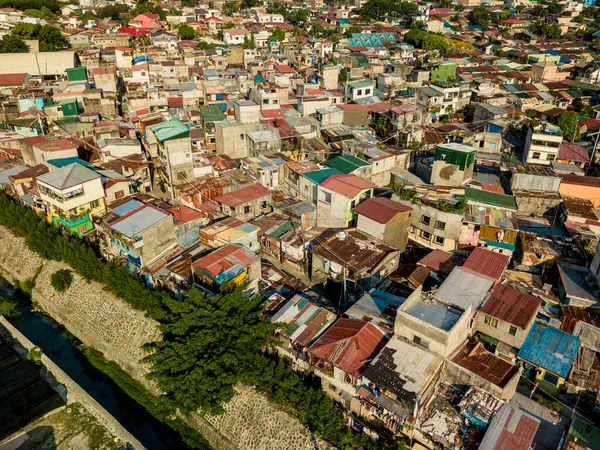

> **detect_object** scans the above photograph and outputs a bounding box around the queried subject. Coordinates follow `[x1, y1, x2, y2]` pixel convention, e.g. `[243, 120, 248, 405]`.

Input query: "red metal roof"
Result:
[308, 318, 386, 376]
[451, 342, 519, 388]
[192, 244, 258, 276]
[462, 248, 509, 282]
[167, 97, 184, 108]
[0, 73, 27, 87]
[169, 205, 206, 225]
[490, 407, 539, 450]
[214, 183, 270, 207]
[479, 284, 541, 329]
[275, 64, 295, 74]
[319, 174, 375, 198]
[417, 249, 462, 274]
[354, 197, 411, 224]
[557, 142, 590, 163]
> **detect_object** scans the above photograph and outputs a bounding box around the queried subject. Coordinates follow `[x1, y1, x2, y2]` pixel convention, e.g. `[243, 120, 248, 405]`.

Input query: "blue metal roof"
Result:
[518, 322, 580, 378]
[111, 199, 143, 217]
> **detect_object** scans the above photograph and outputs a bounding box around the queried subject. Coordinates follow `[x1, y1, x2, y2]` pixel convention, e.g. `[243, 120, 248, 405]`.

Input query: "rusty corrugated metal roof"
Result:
[479, 284, 540, 329]
[462, 248, 510, 282]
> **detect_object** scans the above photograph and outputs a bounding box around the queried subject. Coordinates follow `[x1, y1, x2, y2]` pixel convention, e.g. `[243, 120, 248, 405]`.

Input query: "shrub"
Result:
[51, 269, 74, 293]
[27, 346, 42, 364]
[0, 296, 18, 318]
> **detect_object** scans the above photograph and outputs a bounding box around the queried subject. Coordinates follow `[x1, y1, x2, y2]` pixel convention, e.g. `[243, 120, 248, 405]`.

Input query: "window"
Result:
[509, 325, 517, 336]
[356, 89, 362, 96]
[321, 191, 332, 204]
[420, 230, 431, 240]
[532, 152, 541, 159]
[240, 134, 245, 140]
[115, 190, 124, 199]
[413, 335, 429, 350]
[244, 205, 251, 214]
[543, 372, 559, 386]
[365, 89, 371, 95]
[434, 235, 445, 245]
[90, 199, 100, 209]
[546, 154, 555, 161]
[484, 315, 498, 328]
[434, 220, 446, 231]
[420, 215, 431, 225]
[261, 201, 267, 208]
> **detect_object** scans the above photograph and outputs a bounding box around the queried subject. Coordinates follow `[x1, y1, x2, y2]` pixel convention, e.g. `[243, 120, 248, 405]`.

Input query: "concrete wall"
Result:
[511, 173, 560, 192]
[514, 193, 562, 218]
[0, 318, 145, 449]
[395, 287, 471, 359]
[443, 358, 520, 400]
[356, 211, 411, 252]
[473, 313, 531, 349]
[431, 159, 473, 187]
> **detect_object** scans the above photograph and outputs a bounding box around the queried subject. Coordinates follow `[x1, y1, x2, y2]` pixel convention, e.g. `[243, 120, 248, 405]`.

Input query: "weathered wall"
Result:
[0, 317, 144, 450]
[0, 226, 337, 450]
[0, 229, 160, 381]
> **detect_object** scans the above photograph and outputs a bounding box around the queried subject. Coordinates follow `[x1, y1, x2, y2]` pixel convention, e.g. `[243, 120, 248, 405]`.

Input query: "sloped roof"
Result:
[557, 142, 590, 163]
[479, 284, 541, 329]
[271, 294, 336, 347]
[214, 183, 270, 207]
[479, 403, 539, 450]
[325, 155, 370, 174]
[518, 322, 581, 378]
[36, 163, 99, 190]
[319, 174, 375, 198]
[308, 318, 386, 376]
[452, 342, 519, 388]
[354, 197, 411, 224]
[417, 249, 462, 274]
[462, 248, 510, 283]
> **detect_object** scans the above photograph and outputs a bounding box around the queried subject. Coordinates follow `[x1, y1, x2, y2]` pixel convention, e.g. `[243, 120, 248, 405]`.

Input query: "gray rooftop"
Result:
[110, 204, 170, 238]
[404, 297, 463, 331]
[434, 267, 494, 312]
[36, 163, 100, 190]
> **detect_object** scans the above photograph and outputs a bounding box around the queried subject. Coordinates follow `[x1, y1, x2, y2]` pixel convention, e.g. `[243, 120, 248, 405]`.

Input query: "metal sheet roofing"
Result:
[319, 174, 375, 198]
[345, 289, 405, 337]
[110, 199, 144, 217]
[149, 119, 189, 143]
[353, 197, 411, 224]
[417, 249, 462, 274]
[325, 155, 370, 174]
[557, 262, 599, 303]
[479, 284, 541, 329]
[308, 318, 387, 376]
[465, 187, 517, 210]
[214, 183, 270, 207]
[435, 267, 494, 311]
[271, 294, 336, 347]
[404, 297, 463, 331]
[302, 168, 342, 184]
[518, 322, 581, 378]
[36, 163, 100, 190]
[451, 342, 519, 388]
[479, 404, 539, 450]
[362, 338, 442, 404]
[462, 248, 510, 283]
[109, 204, 171, 238]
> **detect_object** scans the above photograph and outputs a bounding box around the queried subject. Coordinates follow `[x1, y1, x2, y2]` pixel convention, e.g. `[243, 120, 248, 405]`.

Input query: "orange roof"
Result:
[319, 174, 375, 198]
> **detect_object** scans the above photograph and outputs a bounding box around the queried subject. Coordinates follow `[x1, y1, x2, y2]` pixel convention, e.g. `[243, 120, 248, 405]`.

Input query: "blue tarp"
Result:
[133, 55, 154, 63]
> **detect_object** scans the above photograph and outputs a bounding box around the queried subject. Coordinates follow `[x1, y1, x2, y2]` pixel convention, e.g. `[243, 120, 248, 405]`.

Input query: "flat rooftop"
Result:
[404, 296, 463, 331]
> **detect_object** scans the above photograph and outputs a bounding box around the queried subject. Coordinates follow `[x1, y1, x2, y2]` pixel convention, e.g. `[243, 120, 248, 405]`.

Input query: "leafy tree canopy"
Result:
[557, 110, 580, 142]
[178, 23, 195, 40]
[0, 34, 29, 53]
[270, 28, 286, 41]
[222, 1, 240, 16]
[467, 7, 490, 30]
[403, 28, 448, 54]
[11, 23, 68, 52]
[360, 0, 417, 20]
[287, 8, 310, 26]
[96, 4, 128, 20]
[50, 269, 74, 293]
[0, 0, 60, 13]
[143, 287, 275, 414]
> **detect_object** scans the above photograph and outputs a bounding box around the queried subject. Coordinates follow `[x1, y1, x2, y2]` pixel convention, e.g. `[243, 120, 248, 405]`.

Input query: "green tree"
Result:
[370, 115, 388, 137]
[178, 23, 195, 40]
[266, 1, 287, 15]
[222, 1, 240, 16]
[360, 0, 417, 20]
[23, 7, 56, 20]
[287, 8, 310, 26]
[344, 25, 362, 36]
[438, 0, 451, 7]
[37, 25, 68, 51]
[515, 4, 525, 13]
[467, 7, 490, 30]
[270, 28, 286, 41]
[593, 37, 600, 48]
[224, 21, 236, 29]
[547, 2, 563, 14]
[143, 287, 275, 414]
[96, 4, 128, 20]
[557, 110, 580, 142]
[0, 34, 29, 53]
[546, 23, 562, 39]
[50, 269, 74, 293]
[0, 296, 18, 318]
[532, 5, 548, 17]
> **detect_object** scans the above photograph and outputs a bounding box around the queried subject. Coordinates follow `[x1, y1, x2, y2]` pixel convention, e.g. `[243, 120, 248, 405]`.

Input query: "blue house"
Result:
[517, 322, 581, 396]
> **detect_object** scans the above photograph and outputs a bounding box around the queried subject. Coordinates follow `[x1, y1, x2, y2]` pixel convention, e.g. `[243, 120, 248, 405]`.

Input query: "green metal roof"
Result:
[326, 155, 369, 174]
[200, 104, 226, 123]
[465, 187, 517, 210]
[303, 168, 342, 184]
[347, 79, 373, 88]
[150, 119, 189, 143]
[46, 157, 96, 170]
